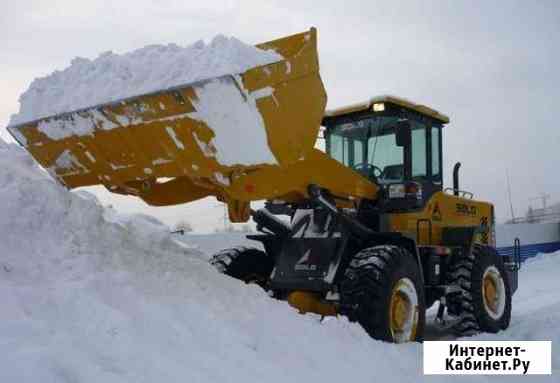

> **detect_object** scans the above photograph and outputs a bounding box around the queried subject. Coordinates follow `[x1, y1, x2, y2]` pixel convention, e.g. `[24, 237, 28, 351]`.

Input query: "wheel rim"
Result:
[482, 266, 506, 320]
[389, 278, 419, 343]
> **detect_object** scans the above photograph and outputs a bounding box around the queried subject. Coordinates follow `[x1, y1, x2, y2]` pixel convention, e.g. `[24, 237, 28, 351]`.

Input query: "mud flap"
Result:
[503, 238, 521, 294]
[270, 237, 344, 292]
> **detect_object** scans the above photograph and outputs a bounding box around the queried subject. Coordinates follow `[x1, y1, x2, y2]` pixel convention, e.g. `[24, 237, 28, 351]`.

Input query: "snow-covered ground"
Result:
[0, 140, 557, 382]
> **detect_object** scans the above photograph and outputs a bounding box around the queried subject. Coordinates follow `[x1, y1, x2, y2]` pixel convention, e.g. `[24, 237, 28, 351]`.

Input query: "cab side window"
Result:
[431, 126, 442, 183]
[411, 122, 427, 179]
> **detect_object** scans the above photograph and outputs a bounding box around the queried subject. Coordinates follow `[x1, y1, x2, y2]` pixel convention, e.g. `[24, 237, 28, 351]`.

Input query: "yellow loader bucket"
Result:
[7, 28, 376, 222]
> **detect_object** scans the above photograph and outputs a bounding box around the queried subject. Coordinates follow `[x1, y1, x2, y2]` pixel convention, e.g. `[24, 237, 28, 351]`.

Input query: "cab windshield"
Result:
[327, 116, 405, 183]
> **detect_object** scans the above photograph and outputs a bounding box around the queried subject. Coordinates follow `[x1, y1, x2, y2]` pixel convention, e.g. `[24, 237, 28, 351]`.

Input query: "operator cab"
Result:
[322, 95, 449, 209]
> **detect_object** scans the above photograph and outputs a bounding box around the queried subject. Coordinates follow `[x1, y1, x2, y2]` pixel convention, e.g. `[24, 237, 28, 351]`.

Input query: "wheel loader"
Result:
[7, 28, 519, 343]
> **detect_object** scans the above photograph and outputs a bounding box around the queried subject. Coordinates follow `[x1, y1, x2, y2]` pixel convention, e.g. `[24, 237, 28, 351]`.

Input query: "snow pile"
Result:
[8, 35, 283, 166]
[9, 36, 282, 126]
[0, 141, 557, 382]
[0, 141, 391, 382]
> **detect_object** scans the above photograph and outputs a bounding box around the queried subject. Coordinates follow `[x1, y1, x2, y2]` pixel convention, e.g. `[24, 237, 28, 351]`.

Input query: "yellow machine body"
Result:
[322, 94, 494, 249]
[287, 291, 338, 317]
[6, 28, 501, 326]
[7, 27, 493, 243]
[389, 191, 495, 247]
[7, 28, 376, 222]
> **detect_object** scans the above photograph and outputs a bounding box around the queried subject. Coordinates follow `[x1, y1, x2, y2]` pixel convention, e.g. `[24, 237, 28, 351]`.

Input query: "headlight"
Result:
[388, 182, 422, 200]
[388, 183, 406, 199]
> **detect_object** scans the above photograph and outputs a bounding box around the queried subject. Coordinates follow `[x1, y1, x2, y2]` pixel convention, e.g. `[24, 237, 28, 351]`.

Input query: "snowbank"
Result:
[0, 141, 557, 382]
[9, 36, 282, 126]
[0, 141, 388, 382]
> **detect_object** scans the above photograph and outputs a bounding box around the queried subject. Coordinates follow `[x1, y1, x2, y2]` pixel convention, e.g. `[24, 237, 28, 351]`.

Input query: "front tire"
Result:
[446, 244, 512, 336]
[340, 245, 426, 343]
[210, 247, 274, 289]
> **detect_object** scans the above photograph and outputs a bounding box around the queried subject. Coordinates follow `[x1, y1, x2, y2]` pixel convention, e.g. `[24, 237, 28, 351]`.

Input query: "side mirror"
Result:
[395, 120, 411, 147]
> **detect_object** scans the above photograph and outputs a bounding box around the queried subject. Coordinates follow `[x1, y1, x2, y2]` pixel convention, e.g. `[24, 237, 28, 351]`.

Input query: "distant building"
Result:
[497, 201, 560, 261]
[505, 201, 560, 224]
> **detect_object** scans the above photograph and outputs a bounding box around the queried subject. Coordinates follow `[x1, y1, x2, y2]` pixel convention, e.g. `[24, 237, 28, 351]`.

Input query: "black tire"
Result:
[210, 247, 274, 288]
[339, 245, 426, 343]
[446, 244, 512, 336]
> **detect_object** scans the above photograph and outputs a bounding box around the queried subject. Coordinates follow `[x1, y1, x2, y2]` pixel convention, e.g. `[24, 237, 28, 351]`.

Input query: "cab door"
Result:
[409, 119, 443, 205]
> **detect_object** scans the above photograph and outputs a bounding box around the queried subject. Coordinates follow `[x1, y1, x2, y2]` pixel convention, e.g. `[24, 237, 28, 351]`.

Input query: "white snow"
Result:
[285, 61, 292, 74]
[52, 149, 88, 176]
[9, 128, 27, 146]
[165, 126, 185, 150]
[9, 35, 282, 166]
[84, 151, 96, 163]
[188, 76, 277, 165]
[9, 36, 282, 126]
[192, 131, 216, 158]
[213, 171, 230, 186]
[34, 109, 119, 141]
[109, 163, 133, 171]
[152, 158, 172, 166]
[0, 140, 557, 382]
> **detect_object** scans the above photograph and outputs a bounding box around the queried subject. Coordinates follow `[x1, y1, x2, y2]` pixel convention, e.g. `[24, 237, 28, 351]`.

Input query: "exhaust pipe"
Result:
[453, 162, 461, 196]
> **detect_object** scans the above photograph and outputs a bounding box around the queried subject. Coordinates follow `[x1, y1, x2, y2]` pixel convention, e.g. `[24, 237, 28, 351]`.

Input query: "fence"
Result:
[495, 222, 560, 262]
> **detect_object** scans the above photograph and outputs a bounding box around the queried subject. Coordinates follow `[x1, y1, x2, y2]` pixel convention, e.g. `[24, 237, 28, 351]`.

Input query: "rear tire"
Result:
[210, 247, 274, 289]
[340, 245, 426, 343]
[446, 244, 512, 336]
